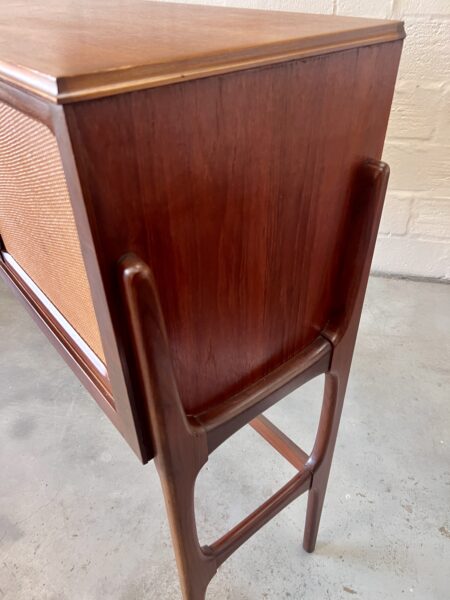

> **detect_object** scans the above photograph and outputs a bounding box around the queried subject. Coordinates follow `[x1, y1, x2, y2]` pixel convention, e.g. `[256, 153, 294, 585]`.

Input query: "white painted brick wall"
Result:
[337, 0, 392, 19]
[155, 0, 450, 279]
[375, 1, 450, 280]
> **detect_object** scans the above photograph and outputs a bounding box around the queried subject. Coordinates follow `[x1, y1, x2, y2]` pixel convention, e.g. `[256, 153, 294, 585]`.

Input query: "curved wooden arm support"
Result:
[118, 158, 390, 599]
[191, 336, 331, 453]
[324, 159, 390, 346]
[303, 159, 390, 552]
[119, 254, 206, 462]
[308, 160, 390, 472]
[120, 254, 217, 598]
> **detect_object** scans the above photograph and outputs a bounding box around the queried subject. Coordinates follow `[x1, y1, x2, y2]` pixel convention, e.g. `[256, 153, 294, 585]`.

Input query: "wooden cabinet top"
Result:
[0, 0, 404, 104]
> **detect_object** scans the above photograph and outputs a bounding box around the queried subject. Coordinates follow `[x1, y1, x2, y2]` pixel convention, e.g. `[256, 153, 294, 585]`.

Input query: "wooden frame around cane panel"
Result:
[0, 83, 151, 461]
[117, 160, 389, 599]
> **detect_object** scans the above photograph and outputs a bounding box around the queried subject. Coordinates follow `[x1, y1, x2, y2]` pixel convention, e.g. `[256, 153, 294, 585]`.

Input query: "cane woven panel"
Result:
[0, 101, 105, 363]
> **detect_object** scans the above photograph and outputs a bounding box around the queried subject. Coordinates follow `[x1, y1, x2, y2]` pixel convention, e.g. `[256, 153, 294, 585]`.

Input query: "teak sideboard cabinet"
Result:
[0, 2, 404, 598]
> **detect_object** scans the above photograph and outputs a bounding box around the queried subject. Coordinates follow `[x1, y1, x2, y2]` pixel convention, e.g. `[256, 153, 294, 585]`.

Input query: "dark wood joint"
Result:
[0, 234, 6, 260]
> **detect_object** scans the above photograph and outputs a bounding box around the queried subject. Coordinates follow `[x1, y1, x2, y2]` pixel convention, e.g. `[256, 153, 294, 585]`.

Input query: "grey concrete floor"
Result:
[0, 276, 449, 600]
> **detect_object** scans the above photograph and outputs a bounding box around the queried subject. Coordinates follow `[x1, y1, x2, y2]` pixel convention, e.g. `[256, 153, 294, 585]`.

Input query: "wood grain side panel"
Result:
[65, 41, 402, 415]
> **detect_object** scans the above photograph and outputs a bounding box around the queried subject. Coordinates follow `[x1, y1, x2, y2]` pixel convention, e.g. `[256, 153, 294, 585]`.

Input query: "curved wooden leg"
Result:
[303, 358, 350, 553]
[157, 459, 217, 600]
[303, 161, 390, 552]
[120, 256, 217, 598]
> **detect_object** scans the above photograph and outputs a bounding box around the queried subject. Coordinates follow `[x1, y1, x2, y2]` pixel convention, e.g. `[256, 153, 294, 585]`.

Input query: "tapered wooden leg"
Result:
[157, 459, 217, 600]
[303, 359, 351, 553]
[303, 161, 390, 552]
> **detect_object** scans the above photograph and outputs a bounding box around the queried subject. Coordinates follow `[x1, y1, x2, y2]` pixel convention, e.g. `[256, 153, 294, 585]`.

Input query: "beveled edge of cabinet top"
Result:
[0, 1, 405, 104]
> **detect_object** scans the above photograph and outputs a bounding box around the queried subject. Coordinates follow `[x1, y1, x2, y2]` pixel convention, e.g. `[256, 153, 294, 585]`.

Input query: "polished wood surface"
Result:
[194, 337, 331, 453]
[0, 6, 403, 596]
[0, 0, 404, 102]
[118, 150, 391, 595]
[250, 415, 309, 470]
[65, 41, 402, 418]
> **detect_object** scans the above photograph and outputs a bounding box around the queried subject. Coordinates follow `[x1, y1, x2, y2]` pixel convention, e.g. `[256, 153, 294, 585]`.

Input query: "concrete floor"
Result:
[0, 276, 449, 600]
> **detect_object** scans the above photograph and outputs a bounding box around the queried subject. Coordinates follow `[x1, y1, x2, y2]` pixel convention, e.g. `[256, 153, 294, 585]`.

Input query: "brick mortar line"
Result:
[378, 232, 450, 242]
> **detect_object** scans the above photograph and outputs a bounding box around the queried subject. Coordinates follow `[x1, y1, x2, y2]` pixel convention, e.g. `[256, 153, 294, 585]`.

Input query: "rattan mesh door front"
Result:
[0, 101, 105, 363]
